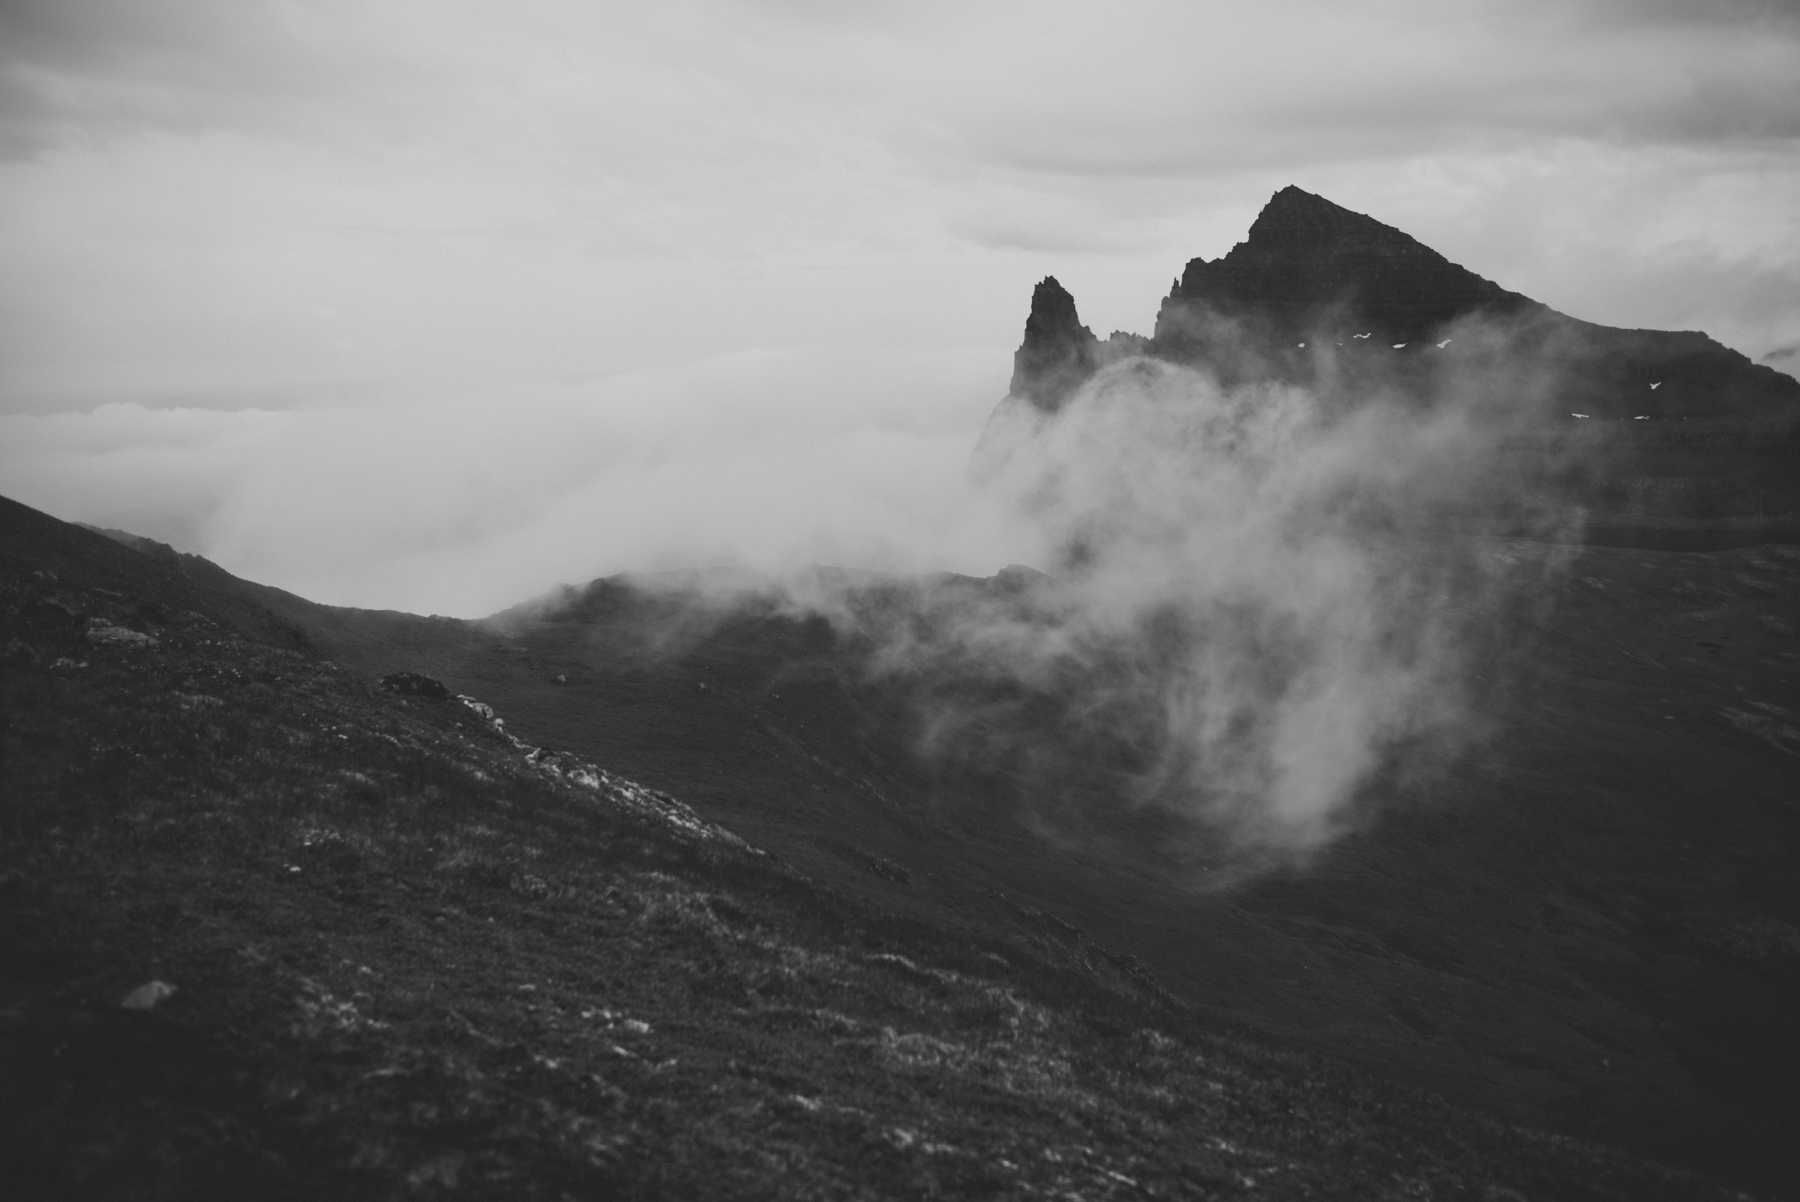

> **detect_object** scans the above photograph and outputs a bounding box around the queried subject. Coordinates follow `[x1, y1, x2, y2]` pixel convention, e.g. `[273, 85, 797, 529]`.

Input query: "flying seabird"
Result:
[1635, 415, 1649, 420]
[1649, 381, 1662, 389]
[1352, 332, 1371, 339]
[1571, 413, 1590, 419]
[1435, 338, 1452, 348]
[1392, 343, 1407, 349]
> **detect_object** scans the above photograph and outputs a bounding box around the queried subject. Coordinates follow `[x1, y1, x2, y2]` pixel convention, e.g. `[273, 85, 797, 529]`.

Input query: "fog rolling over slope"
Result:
[950, 353, 1561, 860]
[765, 184, 1795, 866]
[579, 323, 1578, 872]
[734, 198, 1632, 865]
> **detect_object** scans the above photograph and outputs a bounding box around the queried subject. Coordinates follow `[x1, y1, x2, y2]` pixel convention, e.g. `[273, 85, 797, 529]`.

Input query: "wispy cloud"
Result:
[0, 348, 1020, 614]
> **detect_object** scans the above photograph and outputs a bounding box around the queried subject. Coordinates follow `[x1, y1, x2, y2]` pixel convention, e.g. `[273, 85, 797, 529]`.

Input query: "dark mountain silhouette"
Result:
[1005, 187, 1800, 542]
[1157, 184, 1533, 352]
[1008, 277, 1097, 413]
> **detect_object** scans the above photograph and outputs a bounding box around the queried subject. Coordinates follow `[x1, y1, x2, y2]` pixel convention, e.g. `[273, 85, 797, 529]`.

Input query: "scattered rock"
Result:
[85, 619, 157, 648]
[378, 672, 450, 701]
[1720, 707, 1800, 755]
[120, 980, 178, 1011]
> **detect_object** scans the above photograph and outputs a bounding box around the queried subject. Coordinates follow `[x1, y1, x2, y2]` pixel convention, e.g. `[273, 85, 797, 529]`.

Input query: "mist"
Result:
[725, 345, 1576, 864]
[0, 347, 1028, 615]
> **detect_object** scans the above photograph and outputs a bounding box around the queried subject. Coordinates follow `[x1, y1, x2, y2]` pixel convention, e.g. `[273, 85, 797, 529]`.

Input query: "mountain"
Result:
[9, 494, 1798, 1195]
[1156, 184, 1534, 356]
[1003, 188, 1800, 542]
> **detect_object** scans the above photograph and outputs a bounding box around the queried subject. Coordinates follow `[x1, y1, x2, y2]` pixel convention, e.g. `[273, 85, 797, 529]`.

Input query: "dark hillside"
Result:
[9, 495, 1778, 1198]
[388, 553, 1800, 1192]
[46, 499, 1799, 1191]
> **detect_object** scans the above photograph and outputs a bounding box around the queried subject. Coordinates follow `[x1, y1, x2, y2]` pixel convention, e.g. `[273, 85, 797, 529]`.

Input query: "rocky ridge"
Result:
[1001, 187, 1800, 538]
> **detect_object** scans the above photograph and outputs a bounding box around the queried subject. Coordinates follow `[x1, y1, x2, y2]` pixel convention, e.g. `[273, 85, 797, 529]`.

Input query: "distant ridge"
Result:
[1011, 187, 1800, 427]
[998, 188, 1800, 540]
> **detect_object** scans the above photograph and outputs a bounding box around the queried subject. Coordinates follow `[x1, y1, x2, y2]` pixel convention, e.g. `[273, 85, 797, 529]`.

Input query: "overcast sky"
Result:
[2, 0, 1797, 613]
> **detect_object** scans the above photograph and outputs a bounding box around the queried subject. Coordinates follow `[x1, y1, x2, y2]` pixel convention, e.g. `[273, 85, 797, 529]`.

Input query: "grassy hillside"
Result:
[2, 494, 1794, 1198]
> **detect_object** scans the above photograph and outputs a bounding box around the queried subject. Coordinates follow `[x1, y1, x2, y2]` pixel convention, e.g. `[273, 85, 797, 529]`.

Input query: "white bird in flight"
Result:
[1352, 332, 1371, 339]
[1436, 338, 1452, 348]
[1571, 413, 1590, 419]
[1392, 342, 1407, 349]
[1649, 381, 1662, 389]
[1297, 342, 1306, 348]
[1635, 415, 1649, 420]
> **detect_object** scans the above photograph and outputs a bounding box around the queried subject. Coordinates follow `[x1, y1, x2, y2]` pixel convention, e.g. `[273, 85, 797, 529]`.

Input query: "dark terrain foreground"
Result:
[2, 494, 1797, 1200]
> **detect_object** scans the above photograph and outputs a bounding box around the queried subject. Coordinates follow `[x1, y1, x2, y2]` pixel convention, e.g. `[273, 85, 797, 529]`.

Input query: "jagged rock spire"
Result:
[1009, 277, 1099, 412]
[1000, 187, 1799, 429]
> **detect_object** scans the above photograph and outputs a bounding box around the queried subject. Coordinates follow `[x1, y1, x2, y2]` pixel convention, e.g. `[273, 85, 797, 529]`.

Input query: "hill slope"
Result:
[11, 498, 1786, 1198]
[11, 494, 1794, 1192]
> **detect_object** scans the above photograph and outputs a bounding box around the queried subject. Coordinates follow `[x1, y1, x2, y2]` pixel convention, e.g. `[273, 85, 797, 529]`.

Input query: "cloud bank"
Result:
[0, 348, 1025, 615]
[743, 348, 1574, 864]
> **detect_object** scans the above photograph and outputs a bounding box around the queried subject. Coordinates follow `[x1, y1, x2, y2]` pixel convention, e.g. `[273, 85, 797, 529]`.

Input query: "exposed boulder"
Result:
[378, 671, 450, 702]
[119, 980, 178, 1011]
[85, 619, 156, 649]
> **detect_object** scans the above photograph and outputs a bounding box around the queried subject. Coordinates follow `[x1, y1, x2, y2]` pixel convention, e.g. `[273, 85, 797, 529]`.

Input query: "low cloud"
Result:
[0, 348, 1022, 615]
[718, 336, 1577, 868]
[1761, 343, 1800, 380]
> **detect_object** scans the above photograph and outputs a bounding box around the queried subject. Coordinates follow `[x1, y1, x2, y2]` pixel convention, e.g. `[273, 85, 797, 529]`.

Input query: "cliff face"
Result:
[1009, 277, 1098, 412]
[998, 188, 1800, 535]
[1009, 278, 1153, 413]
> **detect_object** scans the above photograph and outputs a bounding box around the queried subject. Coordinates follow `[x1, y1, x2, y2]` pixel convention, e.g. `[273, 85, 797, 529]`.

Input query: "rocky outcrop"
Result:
[378, 671, 450, 701]
[1009, 277, 1100, 412]
[1009, 279, 1158, 413]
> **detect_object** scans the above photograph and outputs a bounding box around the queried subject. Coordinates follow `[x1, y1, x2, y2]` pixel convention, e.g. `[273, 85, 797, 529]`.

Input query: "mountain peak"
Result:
[1158, 187, 1529, 346]
[1246, 186, 1425, 254]
[1003, 189, 1799, 433]
[1008, 276, 1099, 412]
